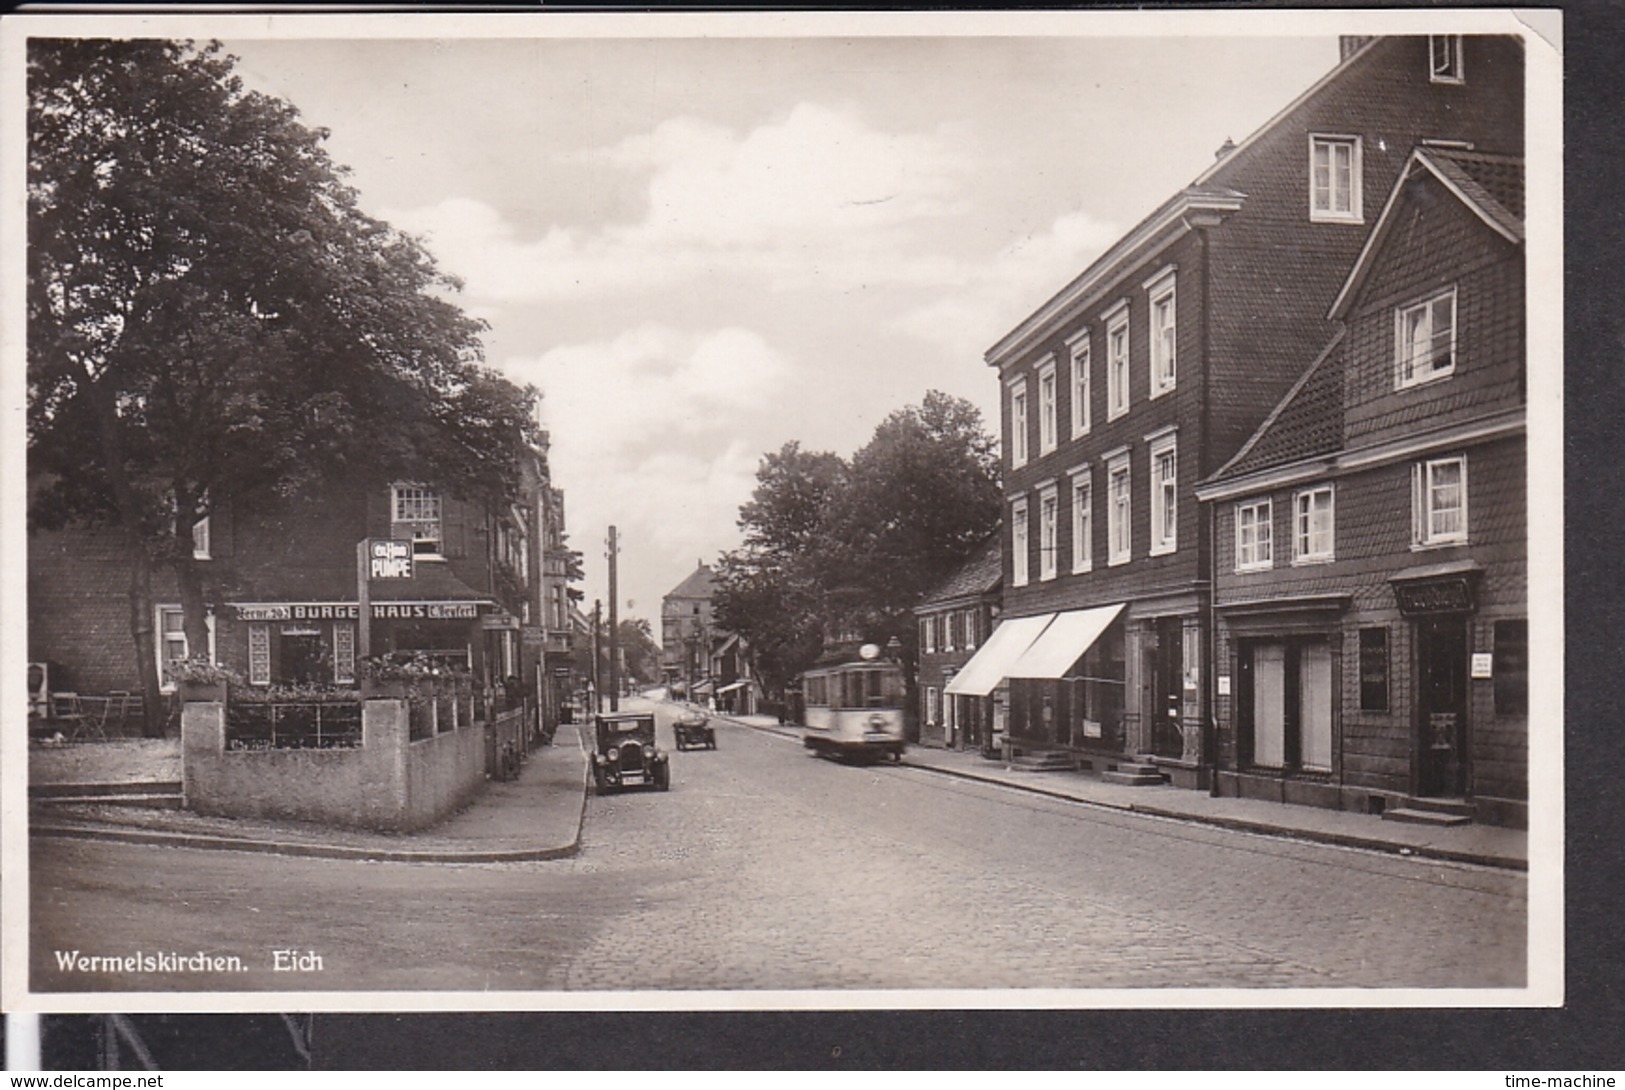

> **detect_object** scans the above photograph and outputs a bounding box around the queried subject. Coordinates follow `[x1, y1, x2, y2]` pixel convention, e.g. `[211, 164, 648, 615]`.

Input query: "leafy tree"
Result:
[614, 618, 663, 685]
[27, 39, 537, 734]
[713, 443, 846, 695]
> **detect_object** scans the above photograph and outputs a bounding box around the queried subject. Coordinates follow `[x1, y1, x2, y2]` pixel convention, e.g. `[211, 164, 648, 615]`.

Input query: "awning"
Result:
[943, 613, 1055, 696]
[1007, 604, 1124, 679]
[691, 679, 714, 694]
[717, 680, 749, 694]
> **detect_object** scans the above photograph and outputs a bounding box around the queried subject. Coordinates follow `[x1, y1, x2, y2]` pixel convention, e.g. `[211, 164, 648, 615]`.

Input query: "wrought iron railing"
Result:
[226, 700, 363, 750]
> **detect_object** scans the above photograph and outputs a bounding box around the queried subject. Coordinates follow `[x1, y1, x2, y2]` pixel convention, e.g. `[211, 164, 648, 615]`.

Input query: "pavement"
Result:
[28, 705, 1528, 871]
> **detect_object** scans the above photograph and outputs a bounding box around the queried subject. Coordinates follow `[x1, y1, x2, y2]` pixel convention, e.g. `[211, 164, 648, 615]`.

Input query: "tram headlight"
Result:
[867, 713, 887, 730]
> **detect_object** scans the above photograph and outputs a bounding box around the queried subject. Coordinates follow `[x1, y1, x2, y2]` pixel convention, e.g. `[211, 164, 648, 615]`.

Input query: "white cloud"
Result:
[381, 102, 976, 302]
[891, 207, 1123, 357]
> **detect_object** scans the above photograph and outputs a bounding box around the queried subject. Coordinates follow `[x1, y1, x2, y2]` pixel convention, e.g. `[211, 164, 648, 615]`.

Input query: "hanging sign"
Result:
[369, 538, 415, 580]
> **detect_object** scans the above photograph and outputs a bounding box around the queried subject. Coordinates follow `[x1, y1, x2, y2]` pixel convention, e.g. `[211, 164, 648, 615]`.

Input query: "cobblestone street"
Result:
[30, 706, 1525, 995]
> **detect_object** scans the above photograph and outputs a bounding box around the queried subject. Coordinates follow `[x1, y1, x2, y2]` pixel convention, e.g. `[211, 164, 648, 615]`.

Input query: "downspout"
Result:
[1199, 221, 1221, 797]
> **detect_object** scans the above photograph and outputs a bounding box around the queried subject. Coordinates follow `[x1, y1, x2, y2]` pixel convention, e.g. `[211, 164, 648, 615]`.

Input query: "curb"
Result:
[712, 711, 1527, 873]
[29, 730, 594, 865]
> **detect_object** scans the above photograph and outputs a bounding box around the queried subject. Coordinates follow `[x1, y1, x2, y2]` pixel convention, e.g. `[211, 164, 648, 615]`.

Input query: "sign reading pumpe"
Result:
[369, 538, 414, 580]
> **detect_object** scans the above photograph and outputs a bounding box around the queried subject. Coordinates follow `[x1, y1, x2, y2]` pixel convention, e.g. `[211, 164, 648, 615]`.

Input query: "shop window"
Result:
[1358, 627, 1389, 712]
[1493, 619, 1527, 716]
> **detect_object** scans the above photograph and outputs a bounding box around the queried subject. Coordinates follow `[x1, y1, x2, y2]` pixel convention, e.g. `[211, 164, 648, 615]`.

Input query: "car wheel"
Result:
[654, 762, 670, 791]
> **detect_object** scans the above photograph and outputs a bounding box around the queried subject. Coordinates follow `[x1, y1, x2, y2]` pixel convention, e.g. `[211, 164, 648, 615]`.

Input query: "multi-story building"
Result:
[532, 447, 578, 737]
[1196, 147, 1525, 826]
[916, 535, 1001, 752]
[29, 450, 572, 730]
[661, 562, 716, 697]
[962, 35, 1523, 788]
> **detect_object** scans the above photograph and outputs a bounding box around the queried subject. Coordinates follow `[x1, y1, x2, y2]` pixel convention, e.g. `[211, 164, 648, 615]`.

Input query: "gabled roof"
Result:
[665, 563, 715, 601]
[915, 535, 1002, 611]
[1330, 148, 1525, 319]
[1206, 328, 1346, 485]
[986, 36, 1388, 368]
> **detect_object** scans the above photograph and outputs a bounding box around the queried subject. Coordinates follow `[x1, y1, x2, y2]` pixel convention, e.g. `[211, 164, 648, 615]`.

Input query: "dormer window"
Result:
[1395, 287, 1457, 388]
[1430, 35, 1464, 84]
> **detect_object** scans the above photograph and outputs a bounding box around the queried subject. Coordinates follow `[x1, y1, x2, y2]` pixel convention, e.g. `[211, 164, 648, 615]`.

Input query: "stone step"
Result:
[30, 780, 182, 799]
[1381, 806, 1472, 827]
[1398, 796, 1476, 818]
[36, 793, 183, 810]
[1113, 761, 1163, 777]
[1009, 752, 1076, 772]
[1101, 769, 1167, 787]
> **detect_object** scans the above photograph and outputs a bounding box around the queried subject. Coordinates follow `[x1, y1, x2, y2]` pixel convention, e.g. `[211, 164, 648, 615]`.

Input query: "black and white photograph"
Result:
[2, 8, 1563, 1015]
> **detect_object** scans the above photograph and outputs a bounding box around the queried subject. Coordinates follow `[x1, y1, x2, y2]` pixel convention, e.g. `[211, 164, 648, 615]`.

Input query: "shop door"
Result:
[1150, 618, 1183, 757]
[1416, 618, 1469, 797]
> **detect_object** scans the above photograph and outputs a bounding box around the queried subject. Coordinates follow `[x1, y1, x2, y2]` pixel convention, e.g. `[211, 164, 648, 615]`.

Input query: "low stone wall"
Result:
[182, 698, 487, 832]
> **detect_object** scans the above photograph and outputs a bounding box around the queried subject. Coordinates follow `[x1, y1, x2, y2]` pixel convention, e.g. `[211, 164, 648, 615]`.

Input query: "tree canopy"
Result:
[27, 39, 539, 732]
[714, 392, 1001, 698]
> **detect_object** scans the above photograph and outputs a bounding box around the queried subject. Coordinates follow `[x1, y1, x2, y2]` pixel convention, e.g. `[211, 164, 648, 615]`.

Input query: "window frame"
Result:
[1106, 451, 1132, 567]
[1011, 496, 1030, 587]
[1235, 498, 1274, 572]
[155, 605, 218, 691]
[1105, 303, 1131, 421]
[1308, 133, 1363, 223]
[1037, 356, 1059, 454]
[1146, 272, 1177, 398]
[1493, 618, 1528, 717]
[1070, 468, 1093, 574]
[1038, 483, 1059, 581]
[1068, 331, 1091, 439]
[1430, 35, 1464, 84]
[391, 483, 445, 559]
[1008, 376, 1030, 469]
[1413, 455, 1469, 547]
[1148, 432, 1178, 557]
[1394, 286, 1458, 389]
[1292, 485, 1335, 564]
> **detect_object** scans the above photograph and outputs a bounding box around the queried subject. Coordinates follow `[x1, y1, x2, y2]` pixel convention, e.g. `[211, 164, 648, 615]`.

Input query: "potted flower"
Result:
[360, 652, 447, 701]
[168, 658, 241, 704]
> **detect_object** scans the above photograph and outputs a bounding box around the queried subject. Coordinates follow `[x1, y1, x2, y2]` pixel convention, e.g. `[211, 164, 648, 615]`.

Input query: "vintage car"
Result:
[673, 709, 717, 751]
[592, 712, 670, 793]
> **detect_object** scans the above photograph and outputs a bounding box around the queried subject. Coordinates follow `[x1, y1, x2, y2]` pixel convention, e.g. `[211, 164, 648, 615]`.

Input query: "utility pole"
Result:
[591, 598, 602, 715]
[607, 525, 620, 712]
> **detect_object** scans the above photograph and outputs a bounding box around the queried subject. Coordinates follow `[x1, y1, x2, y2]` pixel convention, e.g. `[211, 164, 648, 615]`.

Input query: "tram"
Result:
[799, 643, 907, 762]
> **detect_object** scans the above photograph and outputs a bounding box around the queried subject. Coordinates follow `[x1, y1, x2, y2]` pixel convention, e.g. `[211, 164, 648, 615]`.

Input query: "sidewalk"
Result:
[716, 711, 1528, 872]
[28, 721, 591, 864]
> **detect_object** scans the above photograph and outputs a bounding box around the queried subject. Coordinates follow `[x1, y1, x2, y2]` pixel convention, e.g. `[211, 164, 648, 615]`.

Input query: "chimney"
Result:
[1339, 35, 1375, 62]
[1214, 137, 1237, 162]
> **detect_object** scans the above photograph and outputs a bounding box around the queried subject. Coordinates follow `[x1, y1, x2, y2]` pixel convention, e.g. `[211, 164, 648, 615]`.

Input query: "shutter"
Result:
[443, 495, 468, 558]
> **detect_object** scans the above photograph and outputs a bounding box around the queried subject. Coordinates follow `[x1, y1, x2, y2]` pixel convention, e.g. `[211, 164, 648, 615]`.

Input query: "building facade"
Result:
[661, 562, 716, 698]
[30, 455, 572, 732]
[1198, 147, 1526, 826]
[914, 535, 1001, 752]
[967, 35, 1524, 788]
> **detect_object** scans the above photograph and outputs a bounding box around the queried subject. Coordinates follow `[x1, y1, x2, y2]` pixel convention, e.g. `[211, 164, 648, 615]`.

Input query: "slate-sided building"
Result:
[1196, 148, 1526, 826]
[959, 35, 1524, 787]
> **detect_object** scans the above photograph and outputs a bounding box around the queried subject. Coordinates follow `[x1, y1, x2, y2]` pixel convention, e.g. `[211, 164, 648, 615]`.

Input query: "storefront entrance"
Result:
[1416, 617, 1469, 797]
[1149, 617, 1183, 758]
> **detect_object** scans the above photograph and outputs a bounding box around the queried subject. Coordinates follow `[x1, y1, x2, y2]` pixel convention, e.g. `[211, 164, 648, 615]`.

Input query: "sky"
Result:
[206, 14, 1352, 634]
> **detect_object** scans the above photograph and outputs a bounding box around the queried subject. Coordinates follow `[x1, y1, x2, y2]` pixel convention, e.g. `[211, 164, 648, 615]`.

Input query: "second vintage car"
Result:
[673, 709, 717, 751]
[592, 712, 670, 792]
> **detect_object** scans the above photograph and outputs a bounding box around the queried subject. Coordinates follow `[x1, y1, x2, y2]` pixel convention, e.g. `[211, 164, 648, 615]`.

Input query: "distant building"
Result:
[661, 562, 716, 697]
[915, 535, 1002, 752]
